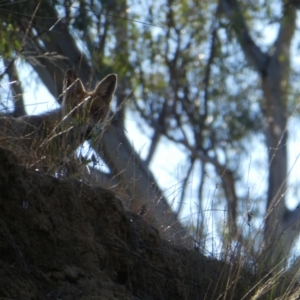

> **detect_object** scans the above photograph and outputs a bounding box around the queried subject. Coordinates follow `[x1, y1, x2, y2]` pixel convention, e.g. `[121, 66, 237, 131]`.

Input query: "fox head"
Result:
[62, 69, 117, 139]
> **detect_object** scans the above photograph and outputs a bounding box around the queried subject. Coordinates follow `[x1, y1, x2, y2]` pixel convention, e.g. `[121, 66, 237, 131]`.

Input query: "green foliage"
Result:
[0, 1, 61, 58]
[0, 23, 21, 58]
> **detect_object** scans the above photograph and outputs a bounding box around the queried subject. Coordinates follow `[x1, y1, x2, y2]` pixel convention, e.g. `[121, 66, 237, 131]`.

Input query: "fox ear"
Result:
[63, 69, 85, 95]
[94, 74, 117, 104]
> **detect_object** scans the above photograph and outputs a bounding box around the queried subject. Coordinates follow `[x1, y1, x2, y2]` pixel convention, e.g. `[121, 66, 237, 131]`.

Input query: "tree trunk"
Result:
[220, 0, 297, 267]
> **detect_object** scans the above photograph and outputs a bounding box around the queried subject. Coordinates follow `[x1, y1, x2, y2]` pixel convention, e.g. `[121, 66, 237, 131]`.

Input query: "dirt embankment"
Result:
[0, 147, 265, 300]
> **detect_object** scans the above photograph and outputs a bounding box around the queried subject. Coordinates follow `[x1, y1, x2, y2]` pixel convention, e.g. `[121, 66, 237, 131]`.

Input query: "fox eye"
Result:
[93, 109, 104, 120]
[85, 126, 93, 140]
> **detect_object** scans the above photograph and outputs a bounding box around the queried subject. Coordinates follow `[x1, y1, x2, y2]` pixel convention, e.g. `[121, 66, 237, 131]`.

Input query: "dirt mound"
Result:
[0, 147, 267, 300]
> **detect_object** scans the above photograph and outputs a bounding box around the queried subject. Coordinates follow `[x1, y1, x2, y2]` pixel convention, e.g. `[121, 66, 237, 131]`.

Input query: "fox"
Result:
[0, 69, 117, 171]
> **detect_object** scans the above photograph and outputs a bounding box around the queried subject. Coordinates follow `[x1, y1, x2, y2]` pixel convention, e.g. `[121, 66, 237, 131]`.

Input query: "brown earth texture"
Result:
[0, 146, 298, 300]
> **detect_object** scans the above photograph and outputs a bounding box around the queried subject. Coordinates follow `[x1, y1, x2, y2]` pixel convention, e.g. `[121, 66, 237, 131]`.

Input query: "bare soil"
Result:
[0, 147, 295, 300]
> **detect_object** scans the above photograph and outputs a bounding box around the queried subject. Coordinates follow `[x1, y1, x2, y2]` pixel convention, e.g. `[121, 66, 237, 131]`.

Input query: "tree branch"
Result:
[5, 61, 27, 117]
[218, 0, 269, 74]
[164, 129, 238, 233]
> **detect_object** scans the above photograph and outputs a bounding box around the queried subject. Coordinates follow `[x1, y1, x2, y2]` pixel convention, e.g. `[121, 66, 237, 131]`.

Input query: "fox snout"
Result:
[63, 70, 117, 139]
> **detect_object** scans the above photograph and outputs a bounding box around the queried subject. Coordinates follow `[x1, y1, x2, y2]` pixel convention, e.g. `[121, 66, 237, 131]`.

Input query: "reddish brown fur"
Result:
[0, 70, 117, 169]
